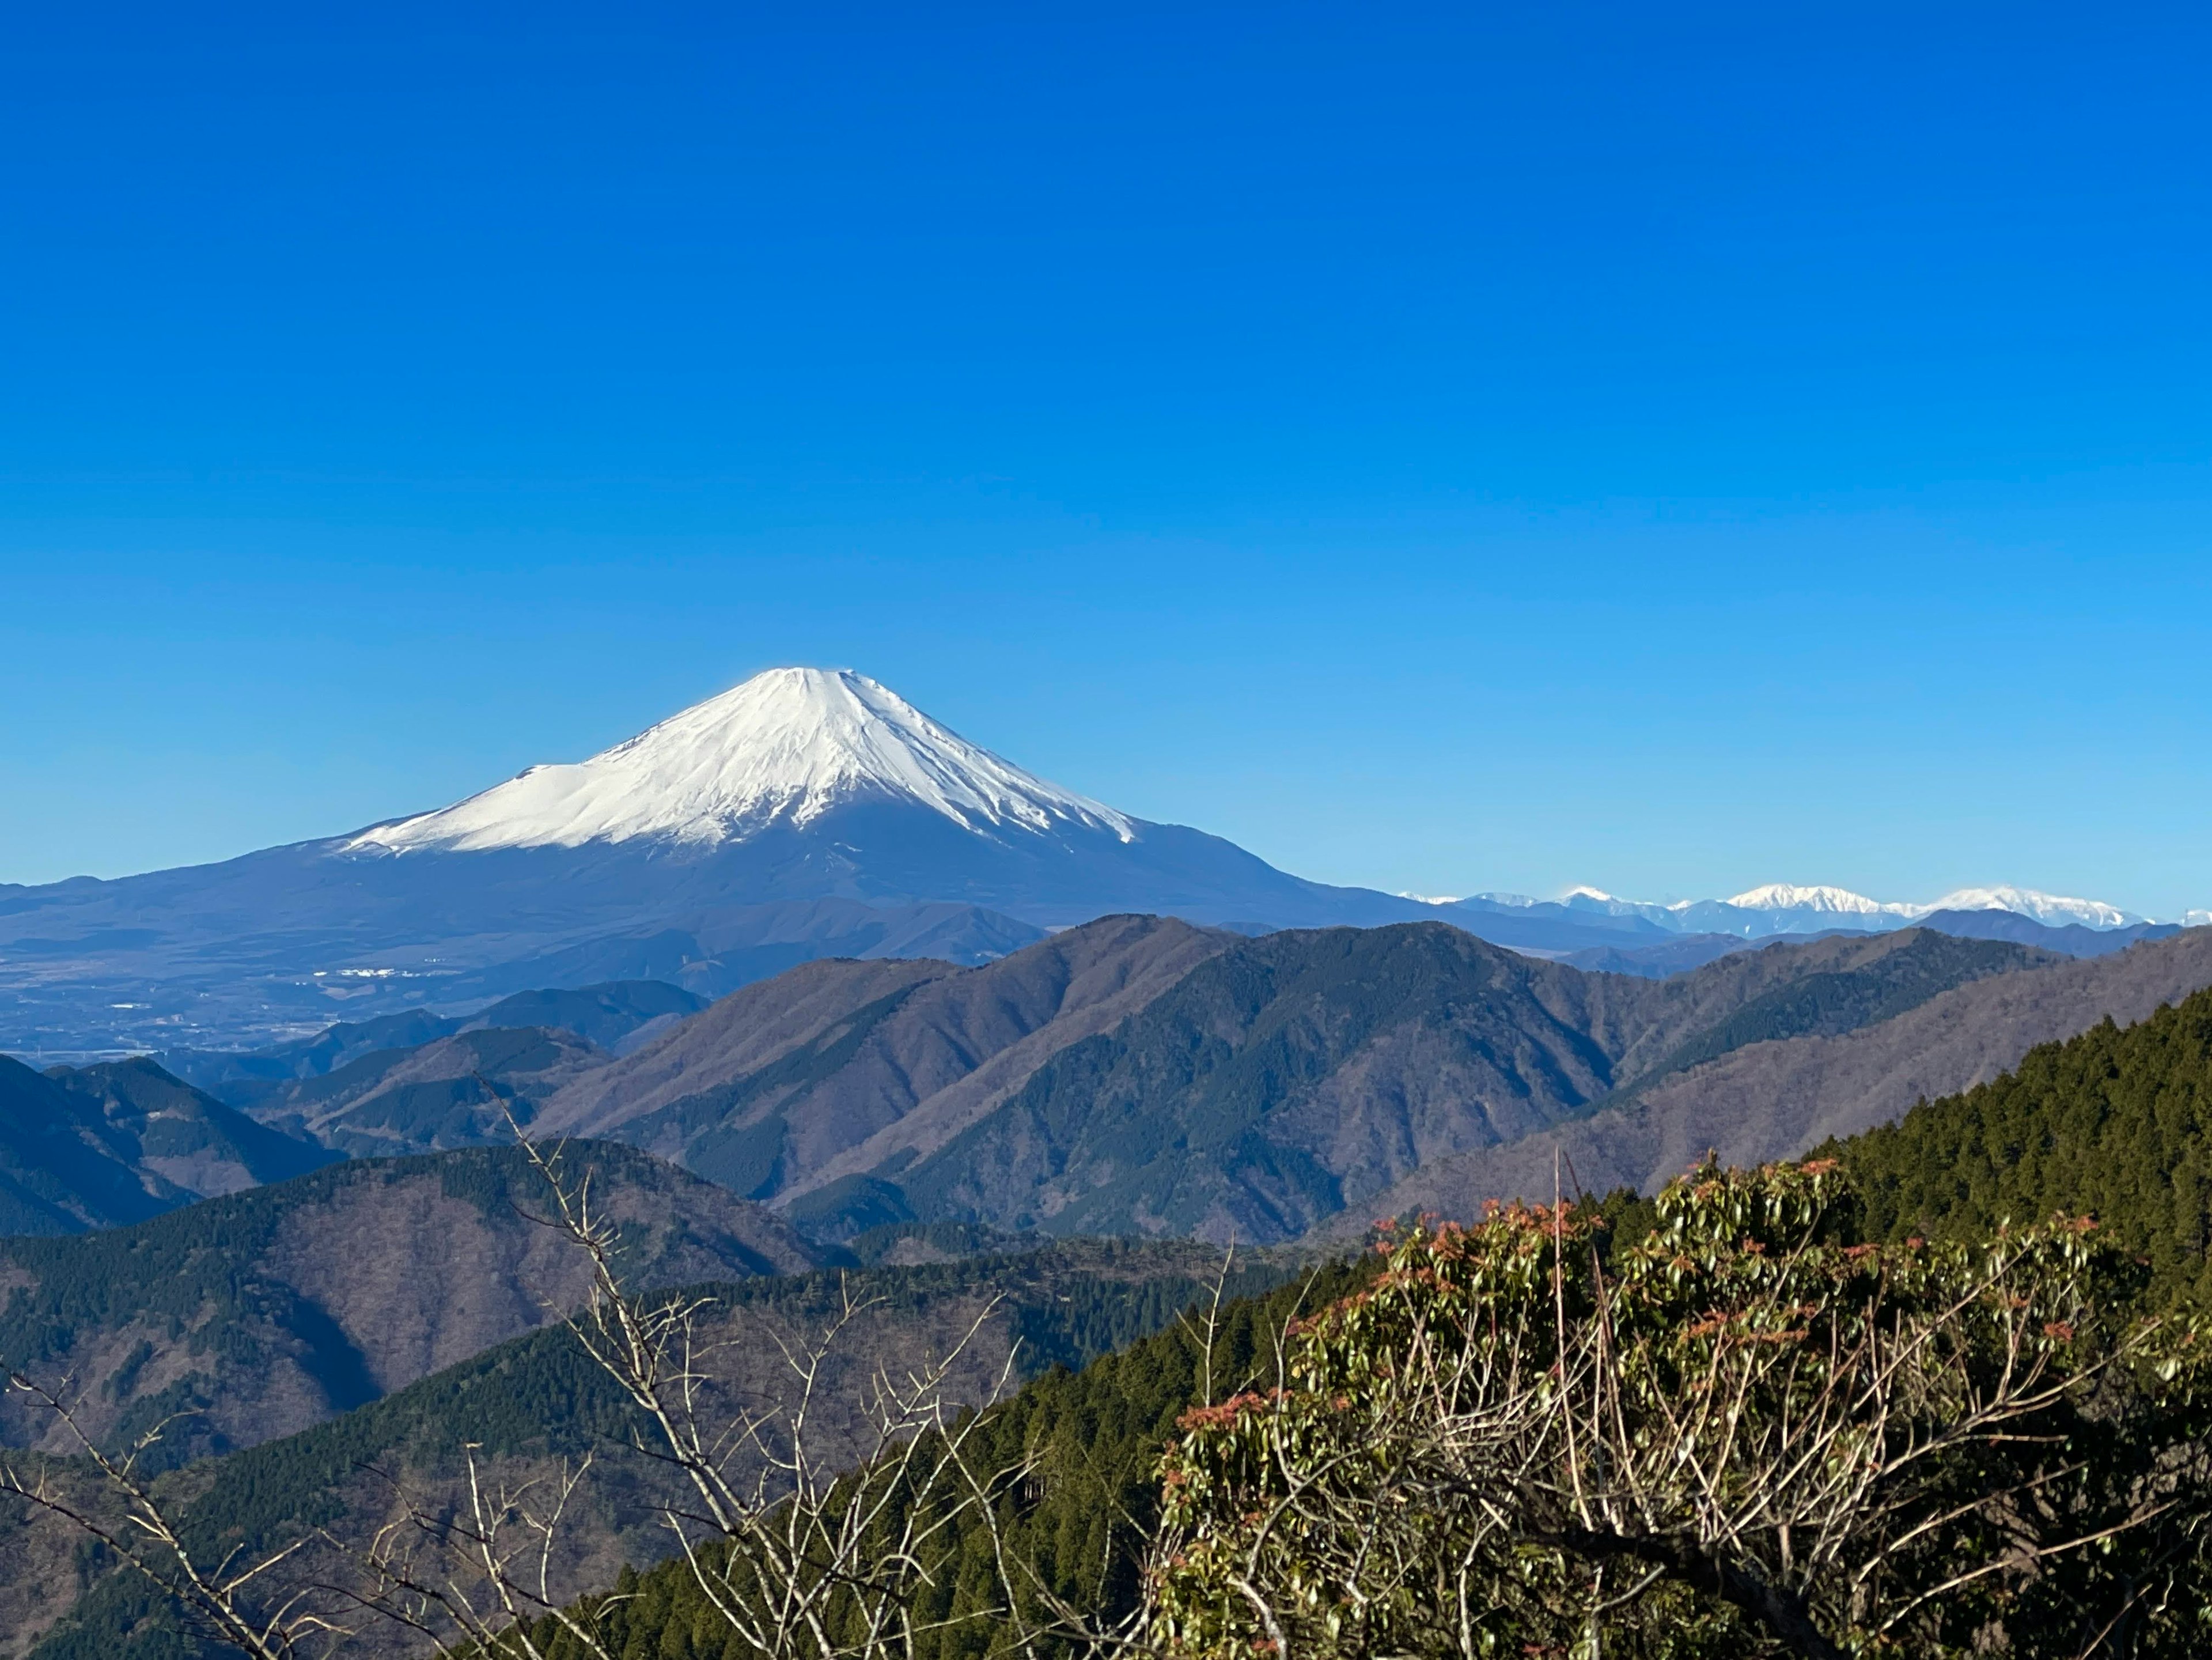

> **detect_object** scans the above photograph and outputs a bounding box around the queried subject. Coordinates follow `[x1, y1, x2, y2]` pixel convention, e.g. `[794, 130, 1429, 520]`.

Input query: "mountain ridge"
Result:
[496, 919, 2057, 1245]
[1467, 880, 2172, 939]
[0, 1142, 815, 1465]
[0, 1056, 335, 1235]
[1334, 924, 2212, 1234]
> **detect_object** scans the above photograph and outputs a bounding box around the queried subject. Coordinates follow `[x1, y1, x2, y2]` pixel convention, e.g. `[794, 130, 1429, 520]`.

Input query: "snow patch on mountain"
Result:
[1560, 887, 1696, 925]
[351, 667, 1135, 854]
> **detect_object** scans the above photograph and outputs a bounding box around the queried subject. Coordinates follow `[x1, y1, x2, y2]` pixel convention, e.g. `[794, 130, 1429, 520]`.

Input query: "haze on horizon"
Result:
[2, 3, 2207, 918]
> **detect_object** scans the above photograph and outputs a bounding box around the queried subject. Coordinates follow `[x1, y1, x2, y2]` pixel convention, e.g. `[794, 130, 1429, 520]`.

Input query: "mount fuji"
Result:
[0, 669, 1431, 1054]
[1, 667, 2192, 1057]
[351, 669, 1142, 857]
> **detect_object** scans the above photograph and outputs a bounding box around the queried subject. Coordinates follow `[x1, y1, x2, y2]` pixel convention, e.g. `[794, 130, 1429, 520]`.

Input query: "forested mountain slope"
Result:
[241, 1023, 608, 1154]
[1552, 908, 2174, 978]
[7, 1240, 1308, 1660]
[535, 912, 1232, 1200]
[440, 1163, 2212, 1660]
[1910, 907, 2181, 958]
[882, 925, 2047, 1241]
[0, 1056, 333, 1235]
[1832, 981, 2212, 1304]
[1345, 924, 2212, 1231]
[494, 1259, 1364, 1660]
[892, 922, 1625, 1242]
[518, 920, 2047, 1242]
[44, 919, 2058, 1242]
[1568, 925, 2056, 1090]
[106, 919, 2055, 1223]
[0, 1143, 813, 1462]
[164, 978, 704, 1107]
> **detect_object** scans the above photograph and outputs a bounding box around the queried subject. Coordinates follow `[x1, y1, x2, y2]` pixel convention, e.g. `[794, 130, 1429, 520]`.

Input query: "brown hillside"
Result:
[535, 915, 1232, 1198]
[0, 1143, 814, 1461]
[1339, 925, 2212, 1234]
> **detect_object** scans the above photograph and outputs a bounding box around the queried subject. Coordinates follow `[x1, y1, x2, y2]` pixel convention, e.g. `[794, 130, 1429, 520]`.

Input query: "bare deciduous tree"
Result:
[327, 1130, 1158, 1659]
[0, 1126, 1165, 1659]
[1, 1369, 351, 1659]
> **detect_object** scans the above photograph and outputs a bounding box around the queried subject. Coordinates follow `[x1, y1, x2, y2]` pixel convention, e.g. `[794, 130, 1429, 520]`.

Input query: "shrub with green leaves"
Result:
[1152, 1160, 2212, 1659]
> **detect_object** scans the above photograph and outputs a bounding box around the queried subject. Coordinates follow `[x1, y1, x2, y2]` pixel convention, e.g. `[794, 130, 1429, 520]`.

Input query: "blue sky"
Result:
[3, 3, 2208, 915]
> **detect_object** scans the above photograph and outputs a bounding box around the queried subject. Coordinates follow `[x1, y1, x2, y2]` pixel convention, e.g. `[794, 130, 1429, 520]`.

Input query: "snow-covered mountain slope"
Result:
[355, 668, 1134, 854]
[1916, 886, 2139, 929]
[0, 670, 1425, 1053]
[1714, 883, 2147, 933]
[1724, 883, 1910, 921]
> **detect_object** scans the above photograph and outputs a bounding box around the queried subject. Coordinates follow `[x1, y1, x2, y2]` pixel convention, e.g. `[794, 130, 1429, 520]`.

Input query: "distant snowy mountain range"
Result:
[0, 667, 2200, 1056]
[1460, 882, 2179, 939]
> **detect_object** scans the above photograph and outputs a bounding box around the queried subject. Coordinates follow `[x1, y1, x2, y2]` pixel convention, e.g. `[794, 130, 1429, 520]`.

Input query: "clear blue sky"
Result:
[3, 3, 2208, 916]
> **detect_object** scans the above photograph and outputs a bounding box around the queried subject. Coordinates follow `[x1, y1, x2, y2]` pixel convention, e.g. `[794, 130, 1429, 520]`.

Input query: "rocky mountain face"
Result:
[0, 1142, 815, 1464]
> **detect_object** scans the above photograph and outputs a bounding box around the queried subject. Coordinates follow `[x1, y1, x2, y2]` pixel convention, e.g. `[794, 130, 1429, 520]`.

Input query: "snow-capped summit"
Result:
[353, 667, 1136, 854]
[1916, 886, 2142, 929]
[1, 668, 1445, 1048]
[1724, 883, 1903, 919]
[1719, 883, 2146, 929]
